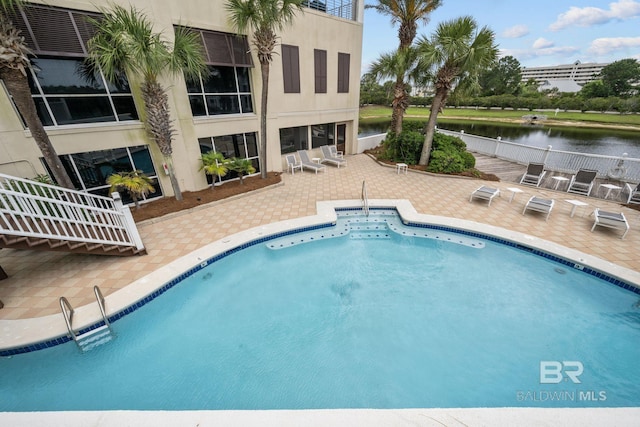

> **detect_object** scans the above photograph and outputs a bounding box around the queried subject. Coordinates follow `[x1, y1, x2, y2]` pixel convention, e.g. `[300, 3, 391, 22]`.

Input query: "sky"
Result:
[362, 0, 640, 73]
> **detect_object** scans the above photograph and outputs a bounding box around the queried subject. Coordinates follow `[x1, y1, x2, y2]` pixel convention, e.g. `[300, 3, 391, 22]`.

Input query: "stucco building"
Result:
[0, 0, 363, 202]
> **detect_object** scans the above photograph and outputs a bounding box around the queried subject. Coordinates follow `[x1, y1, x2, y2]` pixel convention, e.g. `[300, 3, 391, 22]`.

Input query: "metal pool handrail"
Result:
[361, 180, 369, 216]
[93, 286, 111, 330]
[59, 296, 78, 344]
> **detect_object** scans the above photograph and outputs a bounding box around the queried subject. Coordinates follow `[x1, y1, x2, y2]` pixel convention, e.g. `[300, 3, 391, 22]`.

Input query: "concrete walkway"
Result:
[1, 153, 639, 320]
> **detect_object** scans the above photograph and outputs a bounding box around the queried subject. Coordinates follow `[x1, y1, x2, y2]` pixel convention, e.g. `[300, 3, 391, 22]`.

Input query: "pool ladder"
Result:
[361, 180, 369, 217]
[59, 286, 114, 351]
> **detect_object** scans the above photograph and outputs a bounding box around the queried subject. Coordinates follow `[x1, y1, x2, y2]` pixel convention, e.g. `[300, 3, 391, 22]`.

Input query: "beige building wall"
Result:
[0, 0, 363, 197]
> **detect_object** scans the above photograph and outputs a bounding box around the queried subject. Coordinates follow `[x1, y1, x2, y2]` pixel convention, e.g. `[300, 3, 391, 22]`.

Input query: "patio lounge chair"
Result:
[591, 209, 630, 239]
[285, 154, 302, 175]
[329, 145, 343, 159]
[567, 169, 597, 196]
[297, 150, 326, 174]
[469, 186, 500, 206]
[320, 145, 347, 168]
[623, 182, 640, 204]
[522, 196, 554, 221]
[519, 163, 546, 187]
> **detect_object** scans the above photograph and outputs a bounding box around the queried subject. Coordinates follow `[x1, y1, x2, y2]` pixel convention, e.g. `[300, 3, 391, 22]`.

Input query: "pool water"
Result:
[1, 210, 639, 410]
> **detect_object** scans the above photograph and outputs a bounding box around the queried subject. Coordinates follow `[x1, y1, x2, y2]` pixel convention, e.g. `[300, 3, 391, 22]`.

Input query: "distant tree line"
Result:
[361, 57, 640, 114]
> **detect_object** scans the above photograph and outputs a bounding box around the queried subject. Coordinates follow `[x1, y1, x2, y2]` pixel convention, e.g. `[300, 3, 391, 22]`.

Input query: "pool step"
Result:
[76, 324, 114, 352]
[348, 220, 391, 239]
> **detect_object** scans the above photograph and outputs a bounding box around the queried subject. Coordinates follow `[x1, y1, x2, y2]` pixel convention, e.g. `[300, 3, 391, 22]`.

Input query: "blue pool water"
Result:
[1, 210, 639, 410]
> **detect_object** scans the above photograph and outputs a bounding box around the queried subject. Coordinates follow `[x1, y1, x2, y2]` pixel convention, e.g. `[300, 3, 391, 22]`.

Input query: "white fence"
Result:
[437, 129, 640, 183]
[0, 173, 144, 251]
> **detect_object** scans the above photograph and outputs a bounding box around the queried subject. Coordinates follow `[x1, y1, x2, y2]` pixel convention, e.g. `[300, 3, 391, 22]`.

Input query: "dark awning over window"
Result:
[8, 4, 101, 57]
[179, 27, 254, 68]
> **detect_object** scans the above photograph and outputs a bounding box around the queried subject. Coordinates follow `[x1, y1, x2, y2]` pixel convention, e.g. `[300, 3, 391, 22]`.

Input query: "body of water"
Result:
[359, 120, 640, 159]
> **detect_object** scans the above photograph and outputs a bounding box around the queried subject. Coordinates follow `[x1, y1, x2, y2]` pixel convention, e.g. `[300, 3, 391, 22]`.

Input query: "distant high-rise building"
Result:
[521, 61, 608, 93]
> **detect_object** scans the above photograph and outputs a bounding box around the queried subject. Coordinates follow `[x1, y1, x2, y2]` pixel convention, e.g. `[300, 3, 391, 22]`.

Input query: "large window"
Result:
[187, 66, 253, 116]
[28, 57, 138, 126]
[183, 28, 254, 118]
[279, 126, 309, 154]
[49, 145, 162, 204]
[279, 123, 336, 153]
[337, 52, 350, 93]
[198, 133, 259, 183]
[282, 45, 300, 93]
[7, 4, 138, 127]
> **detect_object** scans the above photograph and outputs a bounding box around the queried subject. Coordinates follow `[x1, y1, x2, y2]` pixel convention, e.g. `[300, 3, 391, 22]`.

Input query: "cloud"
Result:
[502, 24, 529, 38]
[532, 38, 554, 49]
[549, 0, 640, 31]
[588, 37, 640, 55]
[500, 45, 580, 62]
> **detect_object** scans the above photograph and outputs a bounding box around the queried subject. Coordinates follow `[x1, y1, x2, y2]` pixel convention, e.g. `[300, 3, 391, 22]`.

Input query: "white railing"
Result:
[437, 129, 640, 183]
[0, 173, 144, 251]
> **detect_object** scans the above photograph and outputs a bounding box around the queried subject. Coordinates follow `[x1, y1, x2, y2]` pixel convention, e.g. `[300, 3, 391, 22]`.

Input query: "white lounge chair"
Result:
[591, 209, 630, 239]
[285, 154, 302, 175]
[623, 182, 640, 204]
[297, 150, 326, 174]
[567, 169, 597, 196]
[329, 145, 343, 159]
[519, 163, 546, 187]
[522, 196, 554, 221]
[320, 145, 347, 168]
[469, 186, 500, 206]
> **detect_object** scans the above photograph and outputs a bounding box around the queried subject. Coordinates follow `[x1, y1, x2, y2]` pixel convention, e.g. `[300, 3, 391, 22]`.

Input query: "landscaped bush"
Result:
[427, 132, 473, 174]
[382, 130, 424, 164]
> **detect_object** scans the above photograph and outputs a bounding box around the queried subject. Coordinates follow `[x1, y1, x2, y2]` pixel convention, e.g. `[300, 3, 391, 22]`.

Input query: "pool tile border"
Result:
[2, 200, 639, 356]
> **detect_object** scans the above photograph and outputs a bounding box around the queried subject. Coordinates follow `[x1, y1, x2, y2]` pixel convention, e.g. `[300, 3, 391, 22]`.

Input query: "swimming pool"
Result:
[1, 206, 639, 410]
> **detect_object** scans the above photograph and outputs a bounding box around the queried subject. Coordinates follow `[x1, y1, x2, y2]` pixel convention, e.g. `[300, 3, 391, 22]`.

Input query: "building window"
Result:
[279, 123, 335, 153]
[198, 133, 259, 183]
[26, 57, 138, 126]
[337, 52, 350, 93]
[314, 49, 327, 93]
[183, 28, 254, 117]
[311, 123, 335, 148]
[50, 145, 162, 204]
[282, 45, 300, 93]
[187, 66, 254, 116]
[279, 126, 309, 154]
[6, 4, 138, 127]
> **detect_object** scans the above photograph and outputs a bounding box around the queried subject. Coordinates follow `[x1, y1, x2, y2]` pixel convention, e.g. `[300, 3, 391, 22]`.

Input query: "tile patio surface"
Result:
[1, 153, 639, 321]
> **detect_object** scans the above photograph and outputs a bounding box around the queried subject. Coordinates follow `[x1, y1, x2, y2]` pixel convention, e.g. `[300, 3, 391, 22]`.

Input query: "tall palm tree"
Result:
[0, 0, 74, 188]
[86, 5, 207, 201]
[369, 47, 424, 135]
[366, 0, 441, 134]
[226, 0, 304, 179]
[416, 16, 497, 166]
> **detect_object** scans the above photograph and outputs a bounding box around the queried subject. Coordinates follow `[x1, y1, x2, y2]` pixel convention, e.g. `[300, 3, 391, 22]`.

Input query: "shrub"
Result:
[382, 130, 423, 164]
[426, 150, 466, 173]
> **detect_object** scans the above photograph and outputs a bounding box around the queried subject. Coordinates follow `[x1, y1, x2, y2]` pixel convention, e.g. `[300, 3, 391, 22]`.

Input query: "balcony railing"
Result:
[438, 129, 640, 183]
[304, 0, 357, 21]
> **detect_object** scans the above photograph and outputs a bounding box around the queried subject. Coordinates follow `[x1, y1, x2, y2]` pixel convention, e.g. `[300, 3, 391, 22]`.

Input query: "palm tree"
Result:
[0, 0, 74, 188]
[366, 0, 442, 134]
[369, 47, 424, 135]
[86, 5, 207, 201]
[226, 0, 304, 179]
[416, 16, 497, 166]
[107, 170, 155, 209]
[199, 151, 228, 190]
[226, 157, 256, 185]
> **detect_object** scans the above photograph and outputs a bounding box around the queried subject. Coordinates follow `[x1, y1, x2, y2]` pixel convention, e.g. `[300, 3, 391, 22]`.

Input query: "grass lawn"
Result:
[359, 105, 640, 127]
